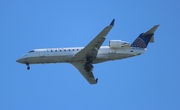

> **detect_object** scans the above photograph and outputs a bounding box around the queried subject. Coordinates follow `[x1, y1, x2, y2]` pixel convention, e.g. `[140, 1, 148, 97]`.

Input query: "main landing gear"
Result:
[84, 56, 94, 72]
[84, 62, 94, 72]
[26, 63, 30, 70]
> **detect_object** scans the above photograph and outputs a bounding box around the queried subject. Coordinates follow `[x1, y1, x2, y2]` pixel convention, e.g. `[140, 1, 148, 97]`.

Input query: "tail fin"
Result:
[131, 25, 159, 48]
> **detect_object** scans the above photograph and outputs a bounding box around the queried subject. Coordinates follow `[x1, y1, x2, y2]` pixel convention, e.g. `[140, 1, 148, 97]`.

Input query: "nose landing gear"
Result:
[26, 63, 30, 70]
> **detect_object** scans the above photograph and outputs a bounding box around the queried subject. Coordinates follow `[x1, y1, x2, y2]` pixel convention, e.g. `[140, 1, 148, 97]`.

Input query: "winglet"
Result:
[110, 19, 115, 26]
[96, 78, 98, 84]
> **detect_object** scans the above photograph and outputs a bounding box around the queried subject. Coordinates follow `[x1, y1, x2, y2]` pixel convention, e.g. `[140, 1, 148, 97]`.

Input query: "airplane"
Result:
[16, 19, 159, 84]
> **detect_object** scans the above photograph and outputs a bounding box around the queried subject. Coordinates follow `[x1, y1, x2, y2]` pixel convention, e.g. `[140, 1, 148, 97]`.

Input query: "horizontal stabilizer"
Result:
[131, 25, 159, 48]
[144, 25, 159, 43]
[144, 25, 159, 35]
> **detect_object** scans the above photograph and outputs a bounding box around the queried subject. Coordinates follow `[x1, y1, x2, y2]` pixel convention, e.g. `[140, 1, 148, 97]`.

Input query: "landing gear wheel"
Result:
[26, 63, 30, 70]
[84, 62, 93, 72]
[84, 56, 94, 72]
[27, 66, 30, 70]
[86, 67, 91, 72]
[86, 56, 93, 63]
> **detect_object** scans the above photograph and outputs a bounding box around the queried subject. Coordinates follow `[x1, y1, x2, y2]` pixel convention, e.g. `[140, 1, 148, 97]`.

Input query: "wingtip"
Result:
[110, 19, 115, 26]
[96, 78, 98, 84]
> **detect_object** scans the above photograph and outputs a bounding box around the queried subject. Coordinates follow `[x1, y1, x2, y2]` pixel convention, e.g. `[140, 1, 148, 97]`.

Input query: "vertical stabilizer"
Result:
[131, 25, 159, 48]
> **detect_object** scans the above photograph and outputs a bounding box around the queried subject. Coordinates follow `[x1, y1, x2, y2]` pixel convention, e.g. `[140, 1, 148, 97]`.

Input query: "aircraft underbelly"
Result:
[26, 55, 73, 64]
[93, 53, 134, 64]
[108, 53, 133, 60]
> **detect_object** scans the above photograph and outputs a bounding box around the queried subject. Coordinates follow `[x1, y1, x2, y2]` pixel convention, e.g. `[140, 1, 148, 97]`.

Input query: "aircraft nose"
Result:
[16, 59, 19, 62]
[16, 58, 21, 63]
[16, 58, 24, 63]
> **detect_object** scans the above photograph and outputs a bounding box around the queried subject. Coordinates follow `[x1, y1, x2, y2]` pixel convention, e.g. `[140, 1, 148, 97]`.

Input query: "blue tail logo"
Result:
[131, 25, 159, 48]
[131, 34, 153, 48]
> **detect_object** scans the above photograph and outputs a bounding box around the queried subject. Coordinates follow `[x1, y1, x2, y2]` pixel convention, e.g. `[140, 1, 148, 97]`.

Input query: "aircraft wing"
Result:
[73, 19, 115, 61]
[72, 19, 115, 84]
[71, 62, 98, 84]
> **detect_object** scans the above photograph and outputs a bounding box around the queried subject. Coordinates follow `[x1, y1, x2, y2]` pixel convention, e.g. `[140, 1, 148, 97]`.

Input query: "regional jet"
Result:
[16, 19, 159, 84]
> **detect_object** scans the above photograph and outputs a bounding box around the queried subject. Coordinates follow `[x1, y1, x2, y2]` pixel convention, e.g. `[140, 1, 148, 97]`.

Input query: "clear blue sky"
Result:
[1, 0, 180, 110]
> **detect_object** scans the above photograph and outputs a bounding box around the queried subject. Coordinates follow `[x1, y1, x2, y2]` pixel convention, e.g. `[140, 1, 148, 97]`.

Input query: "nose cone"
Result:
[16, 58, 21, 63]
[16, 58, 25, 63]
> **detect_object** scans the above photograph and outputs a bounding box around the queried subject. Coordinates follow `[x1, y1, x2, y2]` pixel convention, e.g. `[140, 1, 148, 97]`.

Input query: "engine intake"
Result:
[109, 40, 130, 49]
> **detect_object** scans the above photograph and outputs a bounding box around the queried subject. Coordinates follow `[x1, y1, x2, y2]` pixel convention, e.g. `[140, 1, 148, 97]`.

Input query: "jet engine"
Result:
[109, 40, 130, 49]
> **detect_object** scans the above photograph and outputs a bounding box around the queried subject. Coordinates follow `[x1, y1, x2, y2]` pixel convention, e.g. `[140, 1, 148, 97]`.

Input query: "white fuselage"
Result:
[16, 46, 146, 65]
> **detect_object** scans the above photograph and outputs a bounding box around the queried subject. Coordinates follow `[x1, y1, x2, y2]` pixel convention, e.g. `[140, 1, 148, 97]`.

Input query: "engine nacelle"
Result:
[109, 40, 130, 49]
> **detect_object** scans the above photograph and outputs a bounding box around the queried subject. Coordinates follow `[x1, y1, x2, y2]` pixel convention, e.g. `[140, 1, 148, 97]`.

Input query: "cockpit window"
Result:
[28, 50, 35, 53]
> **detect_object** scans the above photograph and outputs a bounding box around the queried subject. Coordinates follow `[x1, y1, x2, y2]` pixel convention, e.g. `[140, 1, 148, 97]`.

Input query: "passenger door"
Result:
[39, 51, 45, 57]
